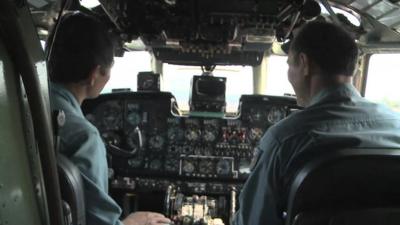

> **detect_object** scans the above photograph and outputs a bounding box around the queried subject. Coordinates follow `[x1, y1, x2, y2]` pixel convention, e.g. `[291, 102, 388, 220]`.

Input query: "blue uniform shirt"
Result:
[50, 82, 123, 225]
[233, 83, 400, 225]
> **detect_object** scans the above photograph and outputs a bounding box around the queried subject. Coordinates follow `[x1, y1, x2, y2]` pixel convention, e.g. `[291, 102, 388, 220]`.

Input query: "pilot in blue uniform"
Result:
[47, 12, 170, 225]
[233, 21, 400, 225]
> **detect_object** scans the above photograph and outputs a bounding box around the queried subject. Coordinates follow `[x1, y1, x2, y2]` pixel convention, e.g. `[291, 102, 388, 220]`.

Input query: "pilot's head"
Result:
[47, 12, 114, 99]
[287, 21, 358, 107]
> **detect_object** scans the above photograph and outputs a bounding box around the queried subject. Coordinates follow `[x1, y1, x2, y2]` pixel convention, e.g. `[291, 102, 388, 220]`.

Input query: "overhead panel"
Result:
[98, 0, 323, 66]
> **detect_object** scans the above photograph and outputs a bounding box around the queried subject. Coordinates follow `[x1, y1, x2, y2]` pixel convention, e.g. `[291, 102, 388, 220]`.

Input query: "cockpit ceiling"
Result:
[332, 0, 400, 44]
[336, 0, 400, 31]
[28, 0, 400, 65]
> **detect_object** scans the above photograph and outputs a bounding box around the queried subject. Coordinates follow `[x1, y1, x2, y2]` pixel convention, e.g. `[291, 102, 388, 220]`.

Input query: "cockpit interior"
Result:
[81, 70, 300, 224]
[2, 0, 400, 225]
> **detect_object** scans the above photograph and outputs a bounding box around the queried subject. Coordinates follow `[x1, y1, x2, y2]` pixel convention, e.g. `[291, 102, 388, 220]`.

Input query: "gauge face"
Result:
[149, 135, 165, 150]
[246, 108, 266, 124]
[98, 101, 122, 130]
[216, 159, 232, 175]
[203, 128, 218, 142]
[126, 129, 144, 152]
[248, 128, 264, 143]
[101, 132, 121, 146]
[165, 156, 179, 172]
[267, 107, 286, 124]
[167, 127, 185, 143]
[249, 109, 264, 122]
[198, 160, 214, 174]
[182, 159, 196, 174]
[203, 120, 219, 142]
[185, 128, 201, 142]
[149, 158, 162, 171]
[128, 156, 143, 168]
[126, 112, 141, 127]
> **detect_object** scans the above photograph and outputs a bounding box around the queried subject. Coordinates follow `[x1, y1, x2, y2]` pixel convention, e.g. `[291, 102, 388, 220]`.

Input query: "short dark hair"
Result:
[47, 12, 114, 83]
[290, 21, 358, 76]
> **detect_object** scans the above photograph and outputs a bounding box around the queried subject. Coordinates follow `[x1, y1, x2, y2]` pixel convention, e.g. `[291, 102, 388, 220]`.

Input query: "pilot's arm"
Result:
[63, 126, 124, 225]
[62, 120, 171, 225]
[233, 131, 283, 225]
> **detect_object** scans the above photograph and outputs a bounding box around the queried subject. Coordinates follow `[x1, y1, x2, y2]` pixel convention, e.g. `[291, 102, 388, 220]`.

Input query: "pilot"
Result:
[47, 12, 171, 225]
[233, 21, 400, 225]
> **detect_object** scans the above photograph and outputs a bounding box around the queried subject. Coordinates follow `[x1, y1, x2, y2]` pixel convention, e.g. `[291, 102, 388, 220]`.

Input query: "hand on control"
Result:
[122, 211, 171, 225]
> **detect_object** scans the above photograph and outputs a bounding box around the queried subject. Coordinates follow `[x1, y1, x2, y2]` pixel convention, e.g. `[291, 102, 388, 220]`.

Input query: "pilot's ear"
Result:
[299, 52, 310, 77]
[88, 65, 101, 86]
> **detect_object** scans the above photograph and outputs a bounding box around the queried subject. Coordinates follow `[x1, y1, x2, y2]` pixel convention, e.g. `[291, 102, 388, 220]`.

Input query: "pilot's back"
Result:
[266, 83, 400, 193]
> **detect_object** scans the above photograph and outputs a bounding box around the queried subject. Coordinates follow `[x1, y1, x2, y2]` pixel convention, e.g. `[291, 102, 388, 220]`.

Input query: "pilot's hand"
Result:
[122, 211, 172, 225]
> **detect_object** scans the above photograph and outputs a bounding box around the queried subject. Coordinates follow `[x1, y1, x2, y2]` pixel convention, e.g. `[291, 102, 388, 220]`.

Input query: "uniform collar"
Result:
[50, 82, 84, 117]
[308, 83, 361, 108]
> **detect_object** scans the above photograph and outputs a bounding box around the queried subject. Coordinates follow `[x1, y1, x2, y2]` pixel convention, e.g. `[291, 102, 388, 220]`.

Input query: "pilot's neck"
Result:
[305, 74, 353, 106]
[63, 83, 87, 105]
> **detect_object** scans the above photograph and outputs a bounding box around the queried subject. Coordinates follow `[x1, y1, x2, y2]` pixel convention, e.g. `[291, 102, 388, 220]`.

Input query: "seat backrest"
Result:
[57, 154, 86, 225]
[291, 208, 400, 225]
[285, 148, 400, 225]
[53, 110, 86, 225]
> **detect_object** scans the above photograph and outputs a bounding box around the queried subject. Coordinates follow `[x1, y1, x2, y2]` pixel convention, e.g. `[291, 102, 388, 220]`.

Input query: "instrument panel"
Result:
[82, 91, 298, 224]
[83, 92, 298, 181]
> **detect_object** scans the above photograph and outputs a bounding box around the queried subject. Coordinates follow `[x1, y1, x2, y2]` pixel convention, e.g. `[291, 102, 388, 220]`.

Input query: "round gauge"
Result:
[149, 159, 162, 171]
[149, 135, 165, 150]
[203, 128, 218, 142]
[101, 132, 121, 146]
[167, 127, 185, 143]
[126, 129, 144, 152]
[198, 160, 214, 174]
[165, 156, 179, 172]
[267, 107, 286, 124]
[99, 102, 122, 130]
[248, 128, 264, 143]
[182, 159, 196, 174]
[247, 108, 265, 123]
[185, 128, 201, 142]
[216, 159, 232, 175]
[128, 156, 143, 168]
[126, 112, 141, 127]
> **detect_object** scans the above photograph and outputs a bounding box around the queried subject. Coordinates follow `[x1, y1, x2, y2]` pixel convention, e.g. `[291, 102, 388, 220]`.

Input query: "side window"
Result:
[264, 55, 295, 96]
[102, 51, 152, 93]
[365, 54, 400, 112]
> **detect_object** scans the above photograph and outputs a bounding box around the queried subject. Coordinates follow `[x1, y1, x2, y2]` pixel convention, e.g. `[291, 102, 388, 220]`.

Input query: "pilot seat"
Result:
[284, 148, 400, 225]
